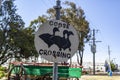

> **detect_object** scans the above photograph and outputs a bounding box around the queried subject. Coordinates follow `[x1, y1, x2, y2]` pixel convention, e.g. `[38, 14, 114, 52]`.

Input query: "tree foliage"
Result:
[110, 60, 116, 71]
[0, 0, 37, 65]
[61, 1, 90, 66]
[29, 1, 90, 66]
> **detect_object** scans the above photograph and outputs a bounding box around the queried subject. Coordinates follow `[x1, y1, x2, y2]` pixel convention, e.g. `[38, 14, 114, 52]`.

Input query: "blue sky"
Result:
[15, 0, 120, 65]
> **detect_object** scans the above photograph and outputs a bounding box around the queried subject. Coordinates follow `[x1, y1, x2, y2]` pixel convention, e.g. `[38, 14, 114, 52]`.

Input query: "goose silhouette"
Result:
[39, 27, 59, 47]
[51, 30, 74, 51]
[50, 30, 68, 51]
[39, 28, 74, 51]
[62, 31, 74, 51]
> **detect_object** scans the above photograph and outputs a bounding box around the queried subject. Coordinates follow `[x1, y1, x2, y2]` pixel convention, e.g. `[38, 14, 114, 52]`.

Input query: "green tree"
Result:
[0, 0, 38, 65]
[29, 1, 90, 66]
[60, 1, 90, 66]
[110, 60, 116, 71]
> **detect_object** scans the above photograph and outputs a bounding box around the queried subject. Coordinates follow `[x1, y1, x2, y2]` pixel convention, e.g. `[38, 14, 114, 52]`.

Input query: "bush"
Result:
[0, 66, 7, 79]
[0, 66, 6, 71]
[0, 71, 5, 79]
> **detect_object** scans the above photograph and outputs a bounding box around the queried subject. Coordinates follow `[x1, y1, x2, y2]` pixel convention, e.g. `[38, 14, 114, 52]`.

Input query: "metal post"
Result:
[108, 46, 110, 63]
[92, 29, 96, 75]
[108, 46, 112, 71]
[53, 63, 58, 80]
[93, 52, 95, 75]
[53, 0, 61, 80]
[91, 29, 101, 75]
[0, 0, 2, 8]
[54, 0, 61, 20]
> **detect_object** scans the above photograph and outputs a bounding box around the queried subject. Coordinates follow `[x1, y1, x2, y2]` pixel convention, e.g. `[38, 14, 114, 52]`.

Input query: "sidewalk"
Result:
[79, 75, 120, 80]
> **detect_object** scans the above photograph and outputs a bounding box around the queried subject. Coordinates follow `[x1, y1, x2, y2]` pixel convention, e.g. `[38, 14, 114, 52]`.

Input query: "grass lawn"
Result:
[80, 75, 120, 80]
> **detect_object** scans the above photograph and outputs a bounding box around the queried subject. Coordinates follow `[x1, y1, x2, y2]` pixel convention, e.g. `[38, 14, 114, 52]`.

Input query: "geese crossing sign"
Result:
[34, 20, 79, 62]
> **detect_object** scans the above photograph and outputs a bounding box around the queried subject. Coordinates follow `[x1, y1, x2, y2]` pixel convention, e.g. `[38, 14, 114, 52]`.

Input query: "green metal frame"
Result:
[10, 64, 82, 78]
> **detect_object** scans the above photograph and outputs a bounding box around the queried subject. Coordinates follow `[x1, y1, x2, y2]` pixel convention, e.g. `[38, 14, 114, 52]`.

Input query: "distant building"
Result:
[118, 66, 120, 70]
[70, 62, 106, 73]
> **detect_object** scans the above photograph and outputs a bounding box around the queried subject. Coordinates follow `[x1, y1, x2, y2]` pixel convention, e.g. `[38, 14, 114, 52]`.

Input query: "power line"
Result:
[40, 0, 49, 9]
[42, 0, 52, 9]
[74, 0, 80, 7]
[49, 0, 55, 6]
[48, 0, 55, 7]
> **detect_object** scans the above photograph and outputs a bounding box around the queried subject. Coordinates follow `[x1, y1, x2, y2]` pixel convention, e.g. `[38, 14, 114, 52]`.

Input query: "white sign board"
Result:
[34, 20, 79, 62]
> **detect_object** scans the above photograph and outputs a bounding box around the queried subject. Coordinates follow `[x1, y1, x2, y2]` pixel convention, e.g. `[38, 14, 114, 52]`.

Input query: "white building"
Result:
[70, 62, 106, 72]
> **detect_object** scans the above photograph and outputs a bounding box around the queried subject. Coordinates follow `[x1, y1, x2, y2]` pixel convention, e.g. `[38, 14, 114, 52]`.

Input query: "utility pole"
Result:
[90, 29, 101, 75]
[108, 46, 111, 62]
[91, 29, 96, 75]
[53, 0, 61, 80]
[108, 45, 112, 71]
[0, 0, 2, 7]
[107, 45, 113, 76]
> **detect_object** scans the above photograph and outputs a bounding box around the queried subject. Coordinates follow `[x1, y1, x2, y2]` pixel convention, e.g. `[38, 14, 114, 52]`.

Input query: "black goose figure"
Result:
[51, 30, 69, 51]
[62, 31, 74, 51]
[39, 27, 59, 47]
